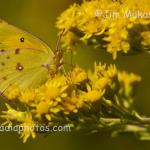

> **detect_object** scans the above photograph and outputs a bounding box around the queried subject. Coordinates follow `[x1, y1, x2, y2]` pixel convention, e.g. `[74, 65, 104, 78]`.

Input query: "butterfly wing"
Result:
[0, 19, 54, 94]
[0, 19, 53, 54]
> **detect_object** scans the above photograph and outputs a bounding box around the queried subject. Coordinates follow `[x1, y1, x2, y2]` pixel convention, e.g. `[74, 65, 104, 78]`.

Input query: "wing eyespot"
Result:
[20, 37, 25, 43]
[16, 63, 24, 71]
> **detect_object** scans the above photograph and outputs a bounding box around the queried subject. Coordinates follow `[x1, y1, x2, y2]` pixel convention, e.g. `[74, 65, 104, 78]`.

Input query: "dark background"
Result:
[0, 0, 150, 149]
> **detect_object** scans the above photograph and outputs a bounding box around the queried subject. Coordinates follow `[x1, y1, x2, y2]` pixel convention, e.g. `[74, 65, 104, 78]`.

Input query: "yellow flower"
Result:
[79, 0, 118, 38]
[91, 63, 117, 79]
[36, 101, 50, 115]
[20, 114, 36, 143]
[1, 104, 27, 122]
[19, 89, 37, 104]
[107, 64, 118, 78]
[56, 0, 150, 59]
[104, 23, 130, 59]
[38, 75, 68, 101]
[1, 104, 36, 143]
[1, 63, 142, 142]
[61, 31, 80, 50]
[118, 71, 141, 96]
[5, 85, 20, 100]
[67, 65, 87, 85]
[93, 77, 109, 90]
[56, 4, 80, 31]
[63, 97, 79, 114]
[81, 84, 105, 102]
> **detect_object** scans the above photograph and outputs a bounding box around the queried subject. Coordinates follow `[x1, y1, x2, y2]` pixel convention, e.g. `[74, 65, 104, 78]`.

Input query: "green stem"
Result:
[100, 117, 150, 125]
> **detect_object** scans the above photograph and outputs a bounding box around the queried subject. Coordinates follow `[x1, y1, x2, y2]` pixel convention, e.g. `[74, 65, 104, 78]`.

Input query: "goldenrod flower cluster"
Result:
[56, 0, 150, 59]
[1, 63, 141, 142]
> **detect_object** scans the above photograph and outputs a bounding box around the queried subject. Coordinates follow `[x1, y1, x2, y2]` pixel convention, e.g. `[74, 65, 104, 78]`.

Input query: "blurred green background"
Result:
[0, 0, 150, 149]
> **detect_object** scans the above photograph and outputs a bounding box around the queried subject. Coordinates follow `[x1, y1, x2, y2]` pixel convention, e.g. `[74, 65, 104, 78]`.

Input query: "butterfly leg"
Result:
[0, 88, 12, 102]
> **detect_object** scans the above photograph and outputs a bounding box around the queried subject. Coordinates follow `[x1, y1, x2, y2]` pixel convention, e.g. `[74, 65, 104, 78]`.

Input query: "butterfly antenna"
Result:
[54, 29, 67, 76]
[55, 29, 65, 51]
[70, 49, 75, 69]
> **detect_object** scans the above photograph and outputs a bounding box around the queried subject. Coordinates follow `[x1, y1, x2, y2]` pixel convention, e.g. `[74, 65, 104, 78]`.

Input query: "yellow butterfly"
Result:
[0, 19, 63, 96]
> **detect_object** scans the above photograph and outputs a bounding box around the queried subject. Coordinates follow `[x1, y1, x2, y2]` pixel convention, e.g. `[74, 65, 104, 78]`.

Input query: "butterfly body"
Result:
[0, 19, 60, 94]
